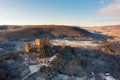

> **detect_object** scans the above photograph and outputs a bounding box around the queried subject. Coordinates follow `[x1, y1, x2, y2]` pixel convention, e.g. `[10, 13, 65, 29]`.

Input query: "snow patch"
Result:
[51, 39, 98, 47]
[99, 73, 116, 80]
[49, 54, 57, 61]
[29, 64, 41, 74]
[22, 63, 49, 80]
[105, 75, 116, 80]
[38, 54, 57, 62]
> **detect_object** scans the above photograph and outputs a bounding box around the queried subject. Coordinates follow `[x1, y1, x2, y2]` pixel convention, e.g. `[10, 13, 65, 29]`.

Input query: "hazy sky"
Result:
[0, 0, 120, 27]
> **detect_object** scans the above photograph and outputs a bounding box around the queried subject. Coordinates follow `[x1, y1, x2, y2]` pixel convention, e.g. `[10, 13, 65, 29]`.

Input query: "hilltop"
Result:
[1, 25, 112, 41]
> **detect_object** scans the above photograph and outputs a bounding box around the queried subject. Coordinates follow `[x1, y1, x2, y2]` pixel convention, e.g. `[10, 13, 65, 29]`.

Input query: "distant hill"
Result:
[3, 25, 113, 41]
[86, 25, 120, 37]
[3, 25, 90, 41]
[0, 25, 22, 30]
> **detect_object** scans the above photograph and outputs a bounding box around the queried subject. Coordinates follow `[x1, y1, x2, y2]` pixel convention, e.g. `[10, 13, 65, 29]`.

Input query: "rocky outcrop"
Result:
[0, 46, 120, 80]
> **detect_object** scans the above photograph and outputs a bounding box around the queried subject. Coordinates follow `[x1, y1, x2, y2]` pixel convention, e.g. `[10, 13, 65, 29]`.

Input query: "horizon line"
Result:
[0, 24, 120, 27]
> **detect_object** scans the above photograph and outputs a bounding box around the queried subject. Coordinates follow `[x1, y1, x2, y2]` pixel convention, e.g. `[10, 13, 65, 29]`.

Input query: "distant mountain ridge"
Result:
[1, 25, 117, 41]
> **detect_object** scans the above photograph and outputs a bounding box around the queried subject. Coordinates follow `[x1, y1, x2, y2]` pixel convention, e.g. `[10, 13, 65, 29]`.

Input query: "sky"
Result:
[0, 0, 120, 27]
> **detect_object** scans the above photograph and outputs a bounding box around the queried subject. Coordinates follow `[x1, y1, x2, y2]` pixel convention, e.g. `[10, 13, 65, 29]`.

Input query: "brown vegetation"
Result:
[88, 25, 120, 37]
[99, 42, 120, 55]
[3, 25, 92, 41]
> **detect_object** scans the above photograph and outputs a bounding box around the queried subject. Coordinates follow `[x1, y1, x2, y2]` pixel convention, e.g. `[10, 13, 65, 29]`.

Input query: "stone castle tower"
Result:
[35, 38, 49, 49]
[25, 43, 31, 53]
[35, 39, 42, 49]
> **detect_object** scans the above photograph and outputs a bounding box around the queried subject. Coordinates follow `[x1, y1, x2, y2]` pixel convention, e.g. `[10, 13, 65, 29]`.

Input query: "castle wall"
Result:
[35, 39, 41, 48]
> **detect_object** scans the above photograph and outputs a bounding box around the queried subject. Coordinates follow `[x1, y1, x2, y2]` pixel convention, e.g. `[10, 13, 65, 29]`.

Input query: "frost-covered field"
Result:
[51, 39, 99, 47]
[14, 39, 100, 52]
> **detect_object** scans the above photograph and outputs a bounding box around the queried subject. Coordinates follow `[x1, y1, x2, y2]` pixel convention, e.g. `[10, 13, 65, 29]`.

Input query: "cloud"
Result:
[99, 0, 120, 17]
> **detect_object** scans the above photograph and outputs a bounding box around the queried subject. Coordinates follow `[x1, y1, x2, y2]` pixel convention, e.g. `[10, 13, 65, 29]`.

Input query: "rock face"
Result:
[45, 46, 120, 79]
[0, 46, 120, 80]
[34, 46, 120, 80]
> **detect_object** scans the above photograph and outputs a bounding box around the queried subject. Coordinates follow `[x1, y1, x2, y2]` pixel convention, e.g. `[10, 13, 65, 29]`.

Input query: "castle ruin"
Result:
[24, 38, 53, 58]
